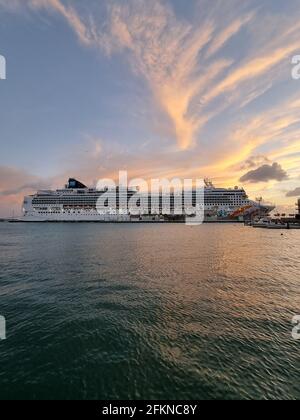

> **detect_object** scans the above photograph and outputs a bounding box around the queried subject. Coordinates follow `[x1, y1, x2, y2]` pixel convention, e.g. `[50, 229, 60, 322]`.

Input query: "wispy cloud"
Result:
[30, 0, 95, 45]
[4, 0, 299, 152]
[202, 44, 299, 106]
[24, 0, 258, 150]
[205, 11, 255, 58]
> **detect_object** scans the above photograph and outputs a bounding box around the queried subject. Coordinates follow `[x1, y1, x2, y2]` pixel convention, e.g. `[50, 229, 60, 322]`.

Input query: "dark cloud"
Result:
[286, 187, 300, 197]
[240, 162, 288, 183]
[239, 155, 271, 171]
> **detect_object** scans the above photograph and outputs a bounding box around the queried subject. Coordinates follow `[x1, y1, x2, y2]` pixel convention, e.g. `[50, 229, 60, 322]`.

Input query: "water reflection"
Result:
[0, 223, 299, 399]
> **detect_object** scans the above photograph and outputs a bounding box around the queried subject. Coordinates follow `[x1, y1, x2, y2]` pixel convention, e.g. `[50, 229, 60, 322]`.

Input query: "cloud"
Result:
[30, 0, 95, 45]
[3, 0, 300, 153]
[0, 166, 54, 216]
[240, 163, 288, 183]
[239, 155, 271, 171]
[0, 166, 51, 197]
[205, 11, 255, 58]
[0, 182, 51, 196]
[23, 0, 259, 150]
[286, 187, 300, 197]
[207, 89, 300, 179]
[202, 43, 299, 106]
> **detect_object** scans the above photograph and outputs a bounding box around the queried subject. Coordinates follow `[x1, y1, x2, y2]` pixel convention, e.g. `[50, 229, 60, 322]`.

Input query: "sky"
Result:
[1, 0, 300, 216]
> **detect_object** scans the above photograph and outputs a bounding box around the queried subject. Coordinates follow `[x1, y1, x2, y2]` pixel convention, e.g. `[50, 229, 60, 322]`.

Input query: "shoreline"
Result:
[5, 219, 245, 224]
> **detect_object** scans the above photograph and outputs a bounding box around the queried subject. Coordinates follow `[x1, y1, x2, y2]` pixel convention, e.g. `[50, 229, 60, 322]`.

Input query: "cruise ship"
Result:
[21, 178, 274, 222]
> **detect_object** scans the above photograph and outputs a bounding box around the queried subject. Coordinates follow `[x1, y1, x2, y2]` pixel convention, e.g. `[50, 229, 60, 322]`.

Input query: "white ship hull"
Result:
[20, 178, 274, 222]
[21, 211, 131, 223]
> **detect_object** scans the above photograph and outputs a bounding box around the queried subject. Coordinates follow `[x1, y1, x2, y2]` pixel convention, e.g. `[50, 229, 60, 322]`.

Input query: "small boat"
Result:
[267, 224, 288, 229]
[252, 217, 272, 228]
[252, 217, 288, 229]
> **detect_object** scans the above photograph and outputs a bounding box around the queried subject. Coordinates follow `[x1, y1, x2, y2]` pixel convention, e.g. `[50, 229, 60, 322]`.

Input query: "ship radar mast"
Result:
[204, 178, 215, 188]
